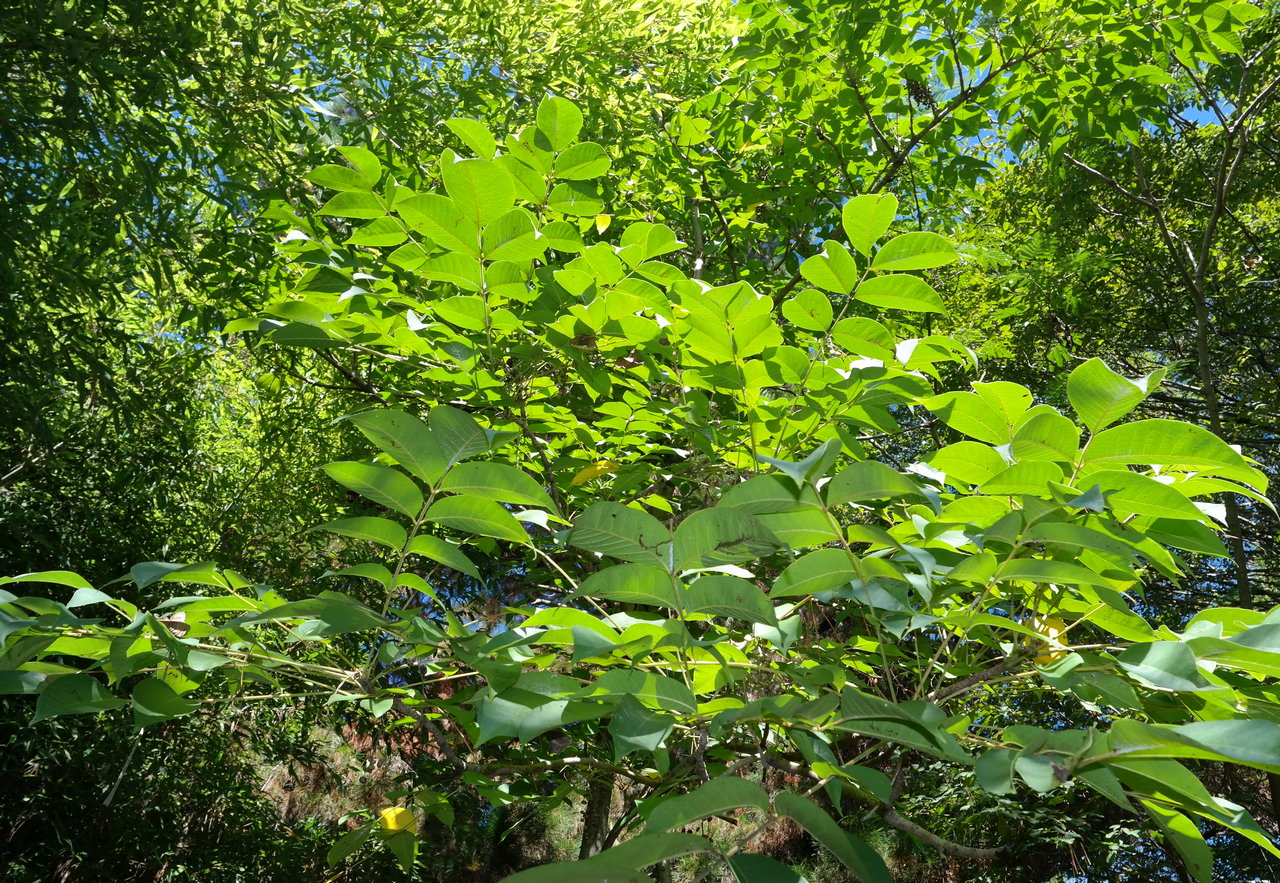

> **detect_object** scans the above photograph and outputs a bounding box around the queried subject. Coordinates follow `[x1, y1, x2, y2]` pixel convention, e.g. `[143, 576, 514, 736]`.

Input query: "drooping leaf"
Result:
[32, 674, 126, 722]
[610, 694, 676, 759]
[643, 777, 769, 833]
[132, 676, 199, 728]
[773, 792, 890, 883]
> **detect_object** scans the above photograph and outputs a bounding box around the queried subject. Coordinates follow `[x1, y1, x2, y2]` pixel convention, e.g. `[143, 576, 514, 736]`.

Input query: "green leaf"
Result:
[1142, 802, 1212, 883]
[1, 571, 93, 590]
[444, 117, 497, 158]
[773, 792, 890, 883]
[322, 461, 423, 517]
[729, 854, 810, 883]
[1117, 642, 1213, 692]
[398, 193, 480, 256]
[597, 835, 711, 870]
[854, 274, 945, 313]
[1084, 470, 1207, 521]
[871, 231, 956, 271]
[685, 575, 777, 625]
[757, 438, 842, 490]
[536, 96, 584, 151]
[800, 241, 860, 294]
[547, 181, 603, 216]
[305, 163, 372, 191]
[827, 461, 923, 505]
[673, 509, 781, 570]
[619, 222, 682, 259]
[132, 676, 199, 728]
[831, 317, 895, 360]
[772, 549, 859, 598]
[781, 289, 833, 331]
[586, 670, 696, 714]
[429, 405, 490, 467]
[719, 475, 820, 515]
[554, 142, 611, 180]
[644, 777, 769, 833]
[318, 190, 385, 219]
[842, 193, 898, 257]
[1105, 718, 1280, 774]
[420, 253, 482, 291]
[0, 671, 48, 695]
[345, 410, 447, 486]
[440, 462, 556, 510]
[1067, 358, 1163, 433]
[406, 535, 480, 579]
[998, 558, 1120, 588]
[32, 674, 126, 722]
[316, 517, 408, 550]
[1014, 753, 1058, 792]
[835, 688, 964, 759]
[440, 158, 515, 224]
[610, 694, 676, 759]
[423, 497, 531, 546]
[925, 391, 1013, 445]
[577, 563, 674, 607]
[1083, 419, 1265, 489]
[385, 829, 417, 873]
[976, 749, 1018, 795]
[233, 595, 386, 638]
[326, 827, 372, 867]
[483, 208, 546, 262]
[1010, 412, 1080, 463]
[336, 146, 382, 184]
[504, 861, 650, 883]
[978, 461, 1063, 495]
[475, 682, 602, 743]
[568, 502, 672, 566]
[923, 442, 1007, 486]
[541, 220, 583, 252]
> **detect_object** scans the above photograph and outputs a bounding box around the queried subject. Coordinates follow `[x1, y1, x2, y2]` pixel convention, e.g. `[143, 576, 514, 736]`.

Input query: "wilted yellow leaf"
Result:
[378, 806, 417, 834]
[1032, 616, 1068, 665]
[571, 460, 620, 486]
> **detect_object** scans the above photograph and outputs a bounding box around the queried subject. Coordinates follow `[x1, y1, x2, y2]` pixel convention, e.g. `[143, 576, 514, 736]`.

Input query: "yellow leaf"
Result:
[378, 806, 418, 834]
[571, 460, 620, 486]
[1032, 616, 1068, 665]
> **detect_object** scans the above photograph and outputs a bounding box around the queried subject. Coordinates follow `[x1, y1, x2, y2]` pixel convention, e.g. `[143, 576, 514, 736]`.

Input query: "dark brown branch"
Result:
[876, 805, 1009, 861]
[391, 698, 467, 773]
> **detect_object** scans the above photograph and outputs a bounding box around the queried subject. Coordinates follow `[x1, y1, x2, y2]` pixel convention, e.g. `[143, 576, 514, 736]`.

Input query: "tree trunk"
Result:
[578, 776, 615, 860]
